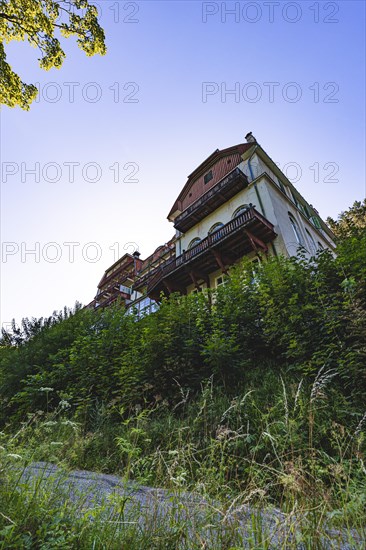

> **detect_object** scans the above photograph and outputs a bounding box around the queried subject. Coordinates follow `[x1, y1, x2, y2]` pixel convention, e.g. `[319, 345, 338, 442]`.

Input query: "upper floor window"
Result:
[277, 178, 286, 193]
[232, 204, 250, 219]
[204, 170, 213, 184]
[187, 237, 201, 249]
[305, 229, 317, 255]
[302, 203, 311, 218]
[208, 222, 224, 235]
[291, 191, 299, 207]
[311, 216, 322, 229]
[289, 213, 304, 246]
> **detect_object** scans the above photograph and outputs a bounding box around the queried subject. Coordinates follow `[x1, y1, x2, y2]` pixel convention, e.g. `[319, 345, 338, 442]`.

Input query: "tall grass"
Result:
[0, 372, 365, 548]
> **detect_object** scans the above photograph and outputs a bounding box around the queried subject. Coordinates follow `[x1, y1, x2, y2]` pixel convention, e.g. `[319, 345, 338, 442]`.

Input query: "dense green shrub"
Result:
[0, 200, 365, 425]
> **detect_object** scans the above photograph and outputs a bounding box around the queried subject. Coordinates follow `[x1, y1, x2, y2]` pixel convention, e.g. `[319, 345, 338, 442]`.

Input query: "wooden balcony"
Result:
[147, 206, 277, 298]
[98, 256, 135, 288]
[174, 167, 249, 233]
[95, 290, 131, 308]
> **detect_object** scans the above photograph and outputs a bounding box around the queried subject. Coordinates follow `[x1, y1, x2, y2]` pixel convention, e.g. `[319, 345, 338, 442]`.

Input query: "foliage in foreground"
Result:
[0, 201, 365, 546]
[0, 375, 365, 548]
[1, 208, 365, 423]
[0, 0, 106, 109]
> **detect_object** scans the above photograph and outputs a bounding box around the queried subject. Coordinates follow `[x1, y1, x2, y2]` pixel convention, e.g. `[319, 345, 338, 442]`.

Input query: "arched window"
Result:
[187, 237, 201, 249]
[289, 213, 304, 246]
[305, 228, 316, 255]
[208, 222, 224, 235]
[232, 204, 250, 219]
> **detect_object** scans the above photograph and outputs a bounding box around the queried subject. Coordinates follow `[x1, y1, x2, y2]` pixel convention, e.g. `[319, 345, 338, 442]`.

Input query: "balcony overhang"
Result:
[95, 291, 131, 308]
[147, 206, 277, 299]
[98, 256, 135, 288]
[173, 167, 249, 233]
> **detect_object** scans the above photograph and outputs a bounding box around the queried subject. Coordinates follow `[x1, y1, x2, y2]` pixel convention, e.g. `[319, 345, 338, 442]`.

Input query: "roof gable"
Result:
[168, 143, 253, 219]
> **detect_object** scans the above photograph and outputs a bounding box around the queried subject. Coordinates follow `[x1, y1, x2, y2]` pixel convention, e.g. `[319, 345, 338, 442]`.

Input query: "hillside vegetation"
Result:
[0, 200, 365, 548]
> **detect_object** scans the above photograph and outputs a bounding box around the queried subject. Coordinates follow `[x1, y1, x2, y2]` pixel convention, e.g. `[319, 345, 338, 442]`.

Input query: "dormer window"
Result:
[204, 170, 213, 184]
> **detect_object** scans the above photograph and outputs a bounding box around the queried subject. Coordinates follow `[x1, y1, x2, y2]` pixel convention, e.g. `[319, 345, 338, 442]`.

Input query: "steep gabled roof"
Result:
[168, 142, 254, 219]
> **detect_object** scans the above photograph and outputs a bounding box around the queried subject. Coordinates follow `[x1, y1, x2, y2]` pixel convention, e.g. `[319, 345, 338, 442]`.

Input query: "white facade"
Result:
[174, 149, 334, 273]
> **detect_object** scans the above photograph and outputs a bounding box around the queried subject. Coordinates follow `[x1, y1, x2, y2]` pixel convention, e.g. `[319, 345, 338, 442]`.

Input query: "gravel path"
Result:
[20, 462, 363, 549]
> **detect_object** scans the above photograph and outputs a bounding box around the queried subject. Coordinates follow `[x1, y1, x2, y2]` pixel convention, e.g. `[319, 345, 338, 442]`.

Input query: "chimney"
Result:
[132, 250, 141, 258]
[245, 132, 256, 143]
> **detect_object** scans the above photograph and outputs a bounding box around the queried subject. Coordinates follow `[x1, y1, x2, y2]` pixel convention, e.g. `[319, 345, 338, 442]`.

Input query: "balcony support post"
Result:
[163, 280, 174, 294]
[211, 249, 229, 274]
[163, 279, 185, 295]
[189, 270, 210, 289]
[244, 230, 268, 253]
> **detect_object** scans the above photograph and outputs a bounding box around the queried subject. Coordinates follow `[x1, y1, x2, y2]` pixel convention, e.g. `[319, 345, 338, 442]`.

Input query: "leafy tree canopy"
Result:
[0, 0, 106, 109]
[327, 199, 366, 241]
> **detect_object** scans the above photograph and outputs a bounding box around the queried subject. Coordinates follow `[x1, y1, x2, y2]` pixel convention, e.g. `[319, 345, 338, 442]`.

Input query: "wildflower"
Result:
[310, 365, 337, 403]
[7, 453, 22, 459]
[216, 425, 237, 440]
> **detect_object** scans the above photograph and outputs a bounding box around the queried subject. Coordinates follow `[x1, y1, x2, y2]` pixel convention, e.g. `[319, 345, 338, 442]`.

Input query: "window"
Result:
[303, 204, 311, 218]
[216, 274, 228, 287]
[289, 213, 304, 246]
[187, 237, 201, 249]
[232, 204, 249, 219]
[204, 170, 213, 184]
[317, 241, 324, 250]
[311, 216, 322, 229]
[119, 284, 132, 295]
[298, 203, 306, 216]
[277, 178, 286, 193]
[192, 287, 203, 294]
[208, 222, 224, 235]
[126, 297, 159, 318]
[305, 229, 316, 255]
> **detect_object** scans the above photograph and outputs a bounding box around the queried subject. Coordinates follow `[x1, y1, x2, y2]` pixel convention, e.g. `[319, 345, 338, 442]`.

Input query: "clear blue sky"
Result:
[1, 0, 365, 326]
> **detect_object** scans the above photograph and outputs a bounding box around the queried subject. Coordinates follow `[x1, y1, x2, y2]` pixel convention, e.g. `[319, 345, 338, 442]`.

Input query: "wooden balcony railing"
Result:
[174, 167, 249, 232]
[147, 206, 275, 294]
[99, 259, 134, 287]
[96, 291, 131, 308]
